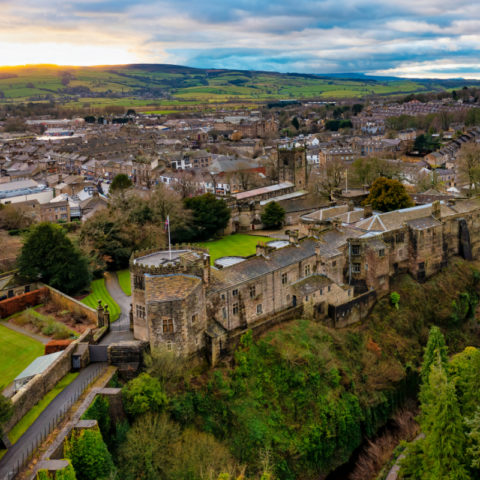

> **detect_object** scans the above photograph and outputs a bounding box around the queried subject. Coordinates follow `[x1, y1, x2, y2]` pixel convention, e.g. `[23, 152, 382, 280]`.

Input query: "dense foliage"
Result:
[122, 373, 168, 418]
[18, 222, 90, 294]
[183, 193, 231, 241]
[261, 202, 286, 229]
[400, 330, 480, 479]
[0, 393, 13, 436]
[363, 177, 414, 212]
[64, 427, 114, 480]
[110, 173, 133, 193]
[37, 461, 77, 479]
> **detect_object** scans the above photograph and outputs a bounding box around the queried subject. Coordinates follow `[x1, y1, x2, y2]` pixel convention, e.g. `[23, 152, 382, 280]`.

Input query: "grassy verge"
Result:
[8, 372, 79, 444]
[198, 234, 271, 265]
[0, 323, 44, 388]
[81, 278, 121, 322]
[117, 270, 131, 296]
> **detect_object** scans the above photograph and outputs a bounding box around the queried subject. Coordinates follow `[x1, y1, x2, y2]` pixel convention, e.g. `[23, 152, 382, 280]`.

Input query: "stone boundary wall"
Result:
[46, 286, 97, 325]
[223, 305, 304, 355]
[0, 287, 49, 319]
[3, 329, 93, 434]
[327, 290, 377, 328]
[0, 285, 97, 325]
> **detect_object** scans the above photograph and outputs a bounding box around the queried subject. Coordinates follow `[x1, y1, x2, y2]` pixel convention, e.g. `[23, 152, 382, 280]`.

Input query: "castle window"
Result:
[328, 285, 331, 292]
[304, 264, 311, 276]
[191, 314, 198, 325]
[256, 304, 263, 314]
[163, 318, 174, 334]
[221, 293, 226, 300]
[378, 249, 385, 257]
[233, 303, 239, 315]
[320, 288, 323, 295]
[352, 263, 361, 273]
[222, 307, 227, 319]
[332, 261, 336, 267]
[249, 285, 256, 298]
[282, 273, 288, 285]
[232, 289, 239, 297]
[351, 245, 360, 256]
[136, 305, 145, 319]
[134, 275, 145, 290]
[166, 341, 173, 351]
[396, 233, 405, 243]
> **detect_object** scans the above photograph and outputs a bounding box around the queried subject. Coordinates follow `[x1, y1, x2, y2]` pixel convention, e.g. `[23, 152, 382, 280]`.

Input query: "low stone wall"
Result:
[327, 290, 377, 328]
[46, 286, 97, 325]
[0, 287, 49, 319]
[222, 305, 304, 356]
[3, 329, 93, 434]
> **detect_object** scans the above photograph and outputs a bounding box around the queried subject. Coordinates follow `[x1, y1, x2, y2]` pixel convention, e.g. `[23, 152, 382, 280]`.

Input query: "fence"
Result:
[2, 364, 105, 480]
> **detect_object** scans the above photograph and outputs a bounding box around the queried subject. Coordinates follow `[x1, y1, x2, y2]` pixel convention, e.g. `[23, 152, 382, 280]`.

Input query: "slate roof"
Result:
[292, 274, 333, 296]
[211, 239, 317, 290]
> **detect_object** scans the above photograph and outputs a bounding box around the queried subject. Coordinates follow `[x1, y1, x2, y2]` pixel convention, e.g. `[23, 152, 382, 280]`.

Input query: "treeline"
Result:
[399, 328, 480, 479]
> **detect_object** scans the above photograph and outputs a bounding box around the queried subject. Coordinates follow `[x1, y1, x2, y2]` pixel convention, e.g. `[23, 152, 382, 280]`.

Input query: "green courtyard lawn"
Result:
[0, 324, 44, 388]
[8, 372, 79, 444]
[117, 269, 131, 296]
[198, 234, 272, 265]
[81, 278, 121, 322]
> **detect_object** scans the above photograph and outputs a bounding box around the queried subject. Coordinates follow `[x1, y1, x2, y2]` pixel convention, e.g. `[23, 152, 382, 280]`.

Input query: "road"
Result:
[99, 271, 134, 344]
[0, 363, 107, 480]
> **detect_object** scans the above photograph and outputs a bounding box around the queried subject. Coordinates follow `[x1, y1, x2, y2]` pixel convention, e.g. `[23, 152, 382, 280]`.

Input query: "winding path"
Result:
[99, 271, 134, 344]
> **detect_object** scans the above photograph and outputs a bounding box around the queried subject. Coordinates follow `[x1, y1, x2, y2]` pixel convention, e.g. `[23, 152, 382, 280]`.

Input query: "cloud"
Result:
[0, 0, 479, 77]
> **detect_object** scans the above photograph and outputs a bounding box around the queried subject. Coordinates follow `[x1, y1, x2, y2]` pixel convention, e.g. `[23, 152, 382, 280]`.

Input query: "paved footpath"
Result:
[0, 363, 107, 480]
[100, 272, 134, 344]
[1, 322, 49, 345]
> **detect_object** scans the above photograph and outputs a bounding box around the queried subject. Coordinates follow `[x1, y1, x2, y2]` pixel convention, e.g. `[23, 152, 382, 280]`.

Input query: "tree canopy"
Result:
[261, 201, 286, 229]
[183, 193, 231, 241]
[18, 222, 90, 294]
[363, 177, 413, 212]
[110, 174, 133, 193]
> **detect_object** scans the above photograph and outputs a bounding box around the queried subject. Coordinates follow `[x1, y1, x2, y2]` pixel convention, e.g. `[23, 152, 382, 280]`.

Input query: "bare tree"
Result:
[457, 143, 480, 195]
[309, 158, 345, 201]
[173, 170, 197, 199]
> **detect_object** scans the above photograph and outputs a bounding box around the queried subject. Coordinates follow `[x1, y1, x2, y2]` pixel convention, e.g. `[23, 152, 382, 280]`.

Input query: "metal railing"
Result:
[3, 364, 105, 480]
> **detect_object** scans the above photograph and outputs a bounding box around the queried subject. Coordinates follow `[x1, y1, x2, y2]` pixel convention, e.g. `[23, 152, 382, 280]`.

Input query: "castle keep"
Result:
[130, 198, 480, 361]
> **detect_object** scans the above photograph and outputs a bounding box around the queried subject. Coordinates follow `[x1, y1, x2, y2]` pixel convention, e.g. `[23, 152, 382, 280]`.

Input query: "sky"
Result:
[1, 0, 480, 78]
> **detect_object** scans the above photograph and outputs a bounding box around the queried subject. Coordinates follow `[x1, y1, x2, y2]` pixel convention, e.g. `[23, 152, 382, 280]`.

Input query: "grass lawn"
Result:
[8, 372, 79, 444]
[0, 324, 44, 388]
[198, 234, 272, 265]
[117, 269, 131, 296]
[81, 278, 121, 322]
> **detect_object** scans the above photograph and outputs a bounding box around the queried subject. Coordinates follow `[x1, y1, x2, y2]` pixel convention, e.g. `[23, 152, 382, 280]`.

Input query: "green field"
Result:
[8, 372, 78, 444]
[0, 323, 44, 388]
[117, 269, 131, 296]
[198, 234, 272, 264]
[1, 64, 479, 106]
[81, 278, 121, 322]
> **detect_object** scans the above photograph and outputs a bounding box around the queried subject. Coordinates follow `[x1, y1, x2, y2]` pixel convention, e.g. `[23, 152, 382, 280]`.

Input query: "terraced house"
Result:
[129, 197, 480, 363]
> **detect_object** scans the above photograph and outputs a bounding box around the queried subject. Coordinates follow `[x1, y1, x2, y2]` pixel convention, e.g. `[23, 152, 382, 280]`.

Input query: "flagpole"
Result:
[167, 215, 172, 260]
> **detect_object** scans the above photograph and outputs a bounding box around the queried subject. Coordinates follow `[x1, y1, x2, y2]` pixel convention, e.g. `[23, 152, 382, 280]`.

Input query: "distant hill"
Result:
[0, 63, 478, 108]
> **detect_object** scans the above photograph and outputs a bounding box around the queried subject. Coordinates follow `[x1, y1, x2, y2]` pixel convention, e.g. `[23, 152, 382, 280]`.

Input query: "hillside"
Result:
[0, 64, 479, 108]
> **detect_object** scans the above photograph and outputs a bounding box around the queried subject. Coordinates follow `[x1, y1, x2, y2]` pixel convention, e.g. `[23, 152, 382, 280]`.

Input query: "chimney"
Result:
[364, 204, 373, 218]
[432, 200, 441, 220]
[288, 230, 299, 246]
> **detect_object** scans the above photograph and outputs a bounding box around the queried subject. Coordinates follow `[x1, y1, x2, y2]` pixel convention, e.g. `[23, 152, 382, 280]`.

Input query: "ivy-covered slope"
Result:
[171, 259, 480, 479]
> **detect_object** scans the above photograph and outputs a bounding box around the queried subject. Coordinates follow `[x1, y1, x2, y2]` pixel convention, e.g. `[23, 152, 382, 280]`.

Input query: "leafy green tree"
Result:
[64, 428, 114, 480]
[466, 408, 480, 470]
[420, 326, 448, 388]
[390, 292, 400, 309]
[18, 222, 90, 294]
[261, 202, 285, 229]
[351, 157, 399, 186]
[183, 193, 231, 241]
[118, 413, 181, 480]
[421, 361, 469, 480]
[110, 173, 132, 193]
[363, 177, 413, 212]
[122, 373, 168, 418]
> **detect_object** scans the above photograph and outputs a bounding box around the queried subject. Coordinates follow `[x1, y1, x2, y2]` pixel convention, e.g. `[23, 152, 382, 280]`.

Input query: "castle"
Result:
[130, 197, 480, 363]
